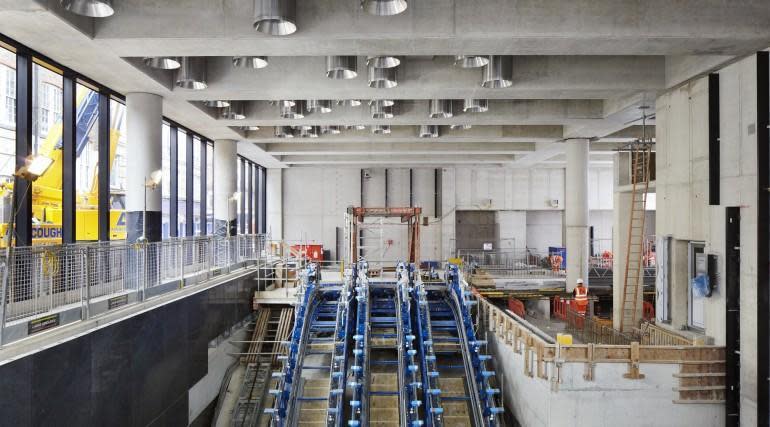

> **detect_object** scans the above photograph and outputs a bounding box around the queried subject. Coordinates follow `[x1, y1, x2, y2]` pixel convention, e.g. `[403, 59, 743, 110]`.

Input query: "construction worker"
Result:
[573, 278, 589, 316]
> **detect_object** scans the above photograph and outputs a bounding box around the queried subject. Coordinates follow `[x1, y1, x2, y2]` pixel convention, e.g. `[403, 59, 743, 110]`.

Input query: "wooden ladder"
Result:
[620, 144, 652, 332]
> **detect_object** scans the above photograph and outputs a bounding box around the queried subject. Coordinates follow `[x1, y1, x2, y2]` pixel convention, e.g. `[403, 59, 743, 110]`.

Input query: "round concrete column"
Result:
[213, 139, 238, 236]
[565, 139, 590, 292]
[125, 93, 163, 243]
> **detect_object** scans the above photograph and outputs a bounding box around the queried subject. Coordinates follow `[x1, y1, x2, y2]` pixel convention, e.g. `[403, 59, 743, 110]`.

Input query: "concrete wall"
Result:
[655, 54, 759, 421]
[280, 166, 614, 261]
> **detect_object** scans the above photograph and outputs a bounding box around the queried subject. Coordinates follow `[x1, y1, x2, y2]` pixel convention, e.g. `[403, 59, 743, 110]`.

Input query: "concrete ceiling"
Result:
[1, 0, 768, 168]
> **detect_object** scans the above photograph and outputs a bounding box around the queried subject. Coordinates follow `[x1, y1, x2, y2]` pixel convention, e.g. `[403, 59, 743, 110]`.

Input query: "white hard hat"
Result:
[576, 278, 584, 284]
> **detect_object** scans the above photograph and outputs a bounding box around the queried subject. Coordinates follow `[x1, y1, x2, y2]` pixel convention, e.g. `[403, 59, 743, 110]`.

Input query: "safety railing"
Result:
[457, 248, 566, 280]
[563, 304, 639, 345]
[0, 234, 267, 346]
[637, 321, 695, 346]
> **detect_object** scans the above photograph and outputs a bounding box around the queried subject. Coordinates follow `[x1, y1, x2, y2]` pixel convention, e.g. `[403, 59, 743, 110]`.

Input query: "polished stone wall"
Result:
[0, 274, 257, 426]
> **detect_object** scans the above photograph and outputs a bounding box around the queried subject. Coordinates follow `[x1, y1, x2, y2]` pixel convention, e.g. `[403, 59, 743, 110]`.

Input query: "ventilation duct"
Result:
[204, 100, 230, 108]
[279, 100, 305, 119]
[369, 99, 395, 107]
[176, 57, 208, 90]
[372, 125, 391, 135]
[450, 124, 472, 130]
[481, 55, 513, 89]
[143, 57, 181, 70]
[367, 56, 400, 69]
[429, 99, 453, 119]
[233, 56, 268, 69]
[321, 125, 342, 135]
[454, 55, 489, 68]
[368, 65, 398, 88]
[345, 125, 367, 130]
[463, 98, 489, 113]
[60, 0, 114, 17]
[298, 126, 320, 138]
[306, 100, 333, 114]
[361, 0, 407, 16]
[253, 0, 297, 36]
[337, 99, 362, 107]
[221, 102, 247, 120]
[274, 126, 294, 138]
[419, 125, 440, 138]
[326, 56, 358, 80]
[371, 101, 395, 119]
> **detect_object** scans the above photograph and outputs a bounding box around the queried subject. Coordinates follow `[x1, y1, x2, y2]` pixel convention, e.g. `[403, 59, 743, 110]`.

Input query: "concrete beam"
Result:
[265, 141, 536, 156]
[281, 154, 516, 166]
[93, 0, 770, 56]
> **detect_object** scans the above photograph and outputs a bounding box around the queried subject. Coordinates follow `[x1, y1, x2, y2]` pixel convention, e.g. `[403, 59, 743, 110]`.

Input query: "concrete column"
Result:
[565, 139, 589, 292]
[266, 168, 283, 240]
[125, 93, 162, 243]
[213, 139, 238, 236]
[441, 167, 456, 260]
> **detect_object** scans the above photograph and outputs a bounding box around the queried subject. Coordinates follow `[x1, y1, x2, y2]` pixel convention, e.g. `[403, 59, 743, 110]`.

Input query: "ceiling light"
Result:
[367, 56, 400, 68]
[361, 0, 407, 16]
[204, 100, 231, 108]
[454, 55, 489, 68]
[232, 56, 268, 69]
[372, 125, 391, 135]
[293, 124, 313, 130]
[429, 99, 453, 119]
[371, 102, 394, 119]
[368, 65, 398, 88]
[143, 57, 181, 70]
[369, 99, 395, 107]
[321, 125, 342, 135]
[221, 102, 247, 120]
[326, 56, 358, 80]
[306, 100, 333, 114]
[481, 55, 513, 89]
[345, 125, 367, 130]
[450, 124, 472, 130]
[419, 125, 439, 138]
[241, 126, 260, 131]
[337, 99, 362, 107]
[254, 0, 297, 36]
[274, 126, 294, 138]
[463, 98, 488, 113]
[175, 57, 208, 90]
[299, 126, 320, 138]
[279, 100, 305, 119]
[60, 0, 114, 17]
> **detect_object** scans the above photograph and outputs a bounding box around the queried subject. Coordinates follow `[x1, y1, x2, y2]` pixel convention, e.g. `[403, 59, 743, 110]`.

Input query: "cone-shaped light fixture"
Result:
[326, 56, 358, 80]
[419, 125, 440, 138]
[279, 100, 304, 119]
[369, 99, 395, 107]
[254, 0, 297, 36]
[321, 125, 342, 135]
[204, 100, 231, 108]
[361, 0, 407, 16]
[233, 56, 268, 69]
[345, 125, 367, 130]
[241, 126, 260, 131]
[367, 56, 400, 68]
[221, 102, 247, 120]
[463, 98, 489, 113]
[454, 55, 489, 68]
[144, 57, 181, 70]
[337, 99, 362, 107]
[60, 0, 114, 17]
[306, 100, 333, 114]
[429, 99, 453, 119]
[299, 126, 320, 138]
[274, 126, 294, 138]
[176, 57, 208, 90]
[371, 101, 395, 119]
[372, 125, 391, 135]
[368, 65, 398, 88]
[450, 124, 472, 130]
[481, 55, 513, 89]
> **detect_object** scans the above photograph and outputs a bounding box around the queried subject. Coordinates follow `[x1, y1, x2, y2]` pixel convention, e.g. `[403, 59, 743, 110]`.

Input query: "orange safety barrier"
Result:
[508, 298, 526, 318]
[643, 301, 655, 321]
[552, 296, 574, 320]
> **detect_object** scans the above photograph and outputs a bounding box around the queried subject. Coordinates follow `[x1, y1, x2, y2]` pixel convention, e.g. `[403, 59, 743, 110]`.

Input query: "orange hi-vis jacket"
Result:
[575, 285, 588, 304]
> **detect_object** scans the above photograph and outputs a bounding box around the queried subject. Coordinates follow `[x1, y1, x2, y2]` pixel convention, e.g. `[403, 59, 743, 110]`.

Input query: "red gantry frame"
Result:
[347, 207, 422, 265]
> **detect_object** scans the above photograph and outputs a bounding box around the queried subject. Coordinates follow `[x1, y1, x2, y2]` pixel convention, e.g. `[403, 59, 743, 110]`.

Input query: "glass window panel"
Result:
[31, 63, 62, 244]
[0, 48, 15, 242]
[236, 159, 242, 234]
[193, 136, 201, 235]
[75, 84, 99, 241]
[109, 99, 127, 240]
[161, 123, 170, 239]
[177, 128, 186, 236]
[206, 143, 213, 234]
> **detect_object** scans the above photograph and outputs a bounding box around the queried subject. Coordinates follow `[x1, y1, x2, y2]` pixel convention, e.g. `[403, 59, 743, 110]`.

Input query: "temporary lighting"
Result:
[145, 169, 163, 189]
[454, 55, 489, 68]
[326, 56, 358, 80]
[450, 124, 472, 130]
[361, 0, 407, 16]
[371, 125, 391, 135]
[369, 99, 395, 107]
[254, 0, 297, 36]
[274, 126, 294, 138]
[419, 125, 439, 138]
[299, 126, 320, 138]
[337, 99, 362, 107]
[176, 57, 208, 90]
[321, 125, 342, 135]
[221, 102, 247, 120]
[306, 100, 333, 114]
[481, 55, 513, 89]
[371, 101, 394, 119]
[279, 100, 305, 119]
[463, 98, 489, 113]
[368, 65, 398, 88]
[232, 56, 269, 69]
[367, 56, 400, 68]
[429, 99, 453, 119]
[143, 57, 181, 70]
[60, 0, 114, 17]
[16, 154, 54, 181]
[204, 100, 231, 108]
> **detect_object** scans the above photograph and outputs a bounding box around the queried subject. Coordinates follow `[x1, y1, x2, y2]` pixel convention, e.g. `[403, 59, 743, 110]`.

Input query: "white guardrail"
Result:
[0, 234, 267, 346]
